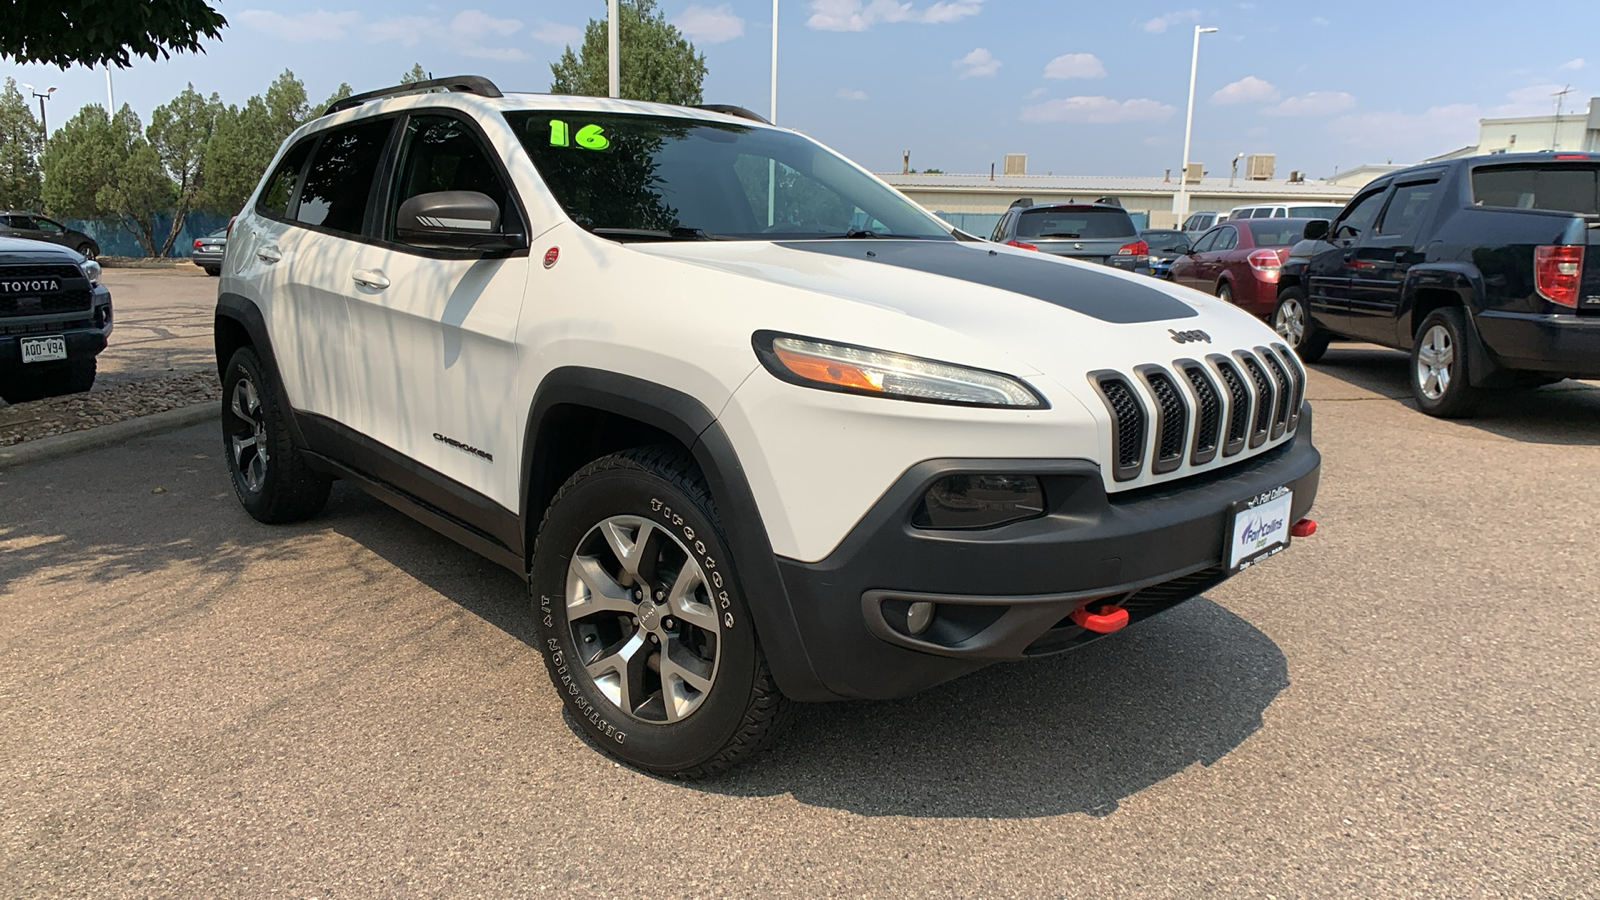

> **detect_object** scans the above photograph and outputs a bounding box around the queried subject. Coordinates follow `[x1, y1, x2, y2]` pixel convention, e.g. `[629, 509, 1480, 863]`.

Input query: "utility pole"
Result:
[106, 66, 115, 115]
[607, 0, 621, 98]
[1175, 26, 1218, 225]
[1552, 84, 1573, 149]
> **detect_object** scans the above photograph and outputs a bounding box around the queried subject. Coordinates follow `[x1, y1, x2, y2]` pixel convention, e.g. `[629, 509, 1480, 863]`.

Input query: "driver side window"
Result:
[1190, 229, 1220, 253]
[388, 115, 521, 242]
[1333, 187, 1389, 242]
[34, 218, 64, 234]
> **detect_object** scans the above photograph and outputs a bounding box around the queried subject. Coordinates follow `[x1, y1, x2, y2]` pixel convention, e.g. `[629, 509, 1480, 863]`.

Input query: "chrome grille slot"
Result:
[1177, 360, 1221, 465]
[1090, 372, 1147, 482]
[1235, 351, 1275, 448]
[1209, 355, 1251, 457]
[1256, 346, 1292, 440]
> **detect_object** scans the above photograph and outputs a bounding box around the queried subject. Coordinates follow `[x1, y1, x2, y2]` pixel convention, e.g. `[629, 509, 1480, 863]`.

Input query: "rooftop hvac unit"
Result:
[1246, 154, 1276, 180]
[1004, 153, 1027, 176]
[1184, 162, 1203, 184]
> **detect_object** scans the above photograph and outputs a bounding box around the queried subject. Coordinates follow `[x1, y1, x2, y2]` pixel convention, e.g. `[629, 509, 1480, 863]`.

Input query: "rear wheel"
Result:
[1410, 308, 1482, 418]
[531, 446, 789, 778]
[1273, 288, 1329, 363]
[222, 346, 331, 522]
[1217, 282, 1234, 305]
[204, 266, 221, 277]
[75, 243, 97, 259]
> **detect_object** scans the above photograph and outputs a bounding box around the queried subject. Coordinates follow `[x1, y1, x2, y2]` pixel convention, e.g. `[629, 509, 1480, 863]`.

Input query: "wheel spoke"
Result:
[230, 387, 250, 422]
[231, 433, 257, 464]
[586, 630, 648, 714]
[600, 518, 660, 585]
[659, 639, 714, 722]
[666, 564, 719, 631]
[567, 554, 639, 619]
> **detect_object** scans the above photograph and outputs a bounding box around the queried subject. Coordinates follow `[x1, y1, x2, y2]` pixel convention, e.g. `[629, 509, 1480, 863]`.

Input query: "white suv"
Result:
[215, 76, 1321, 776]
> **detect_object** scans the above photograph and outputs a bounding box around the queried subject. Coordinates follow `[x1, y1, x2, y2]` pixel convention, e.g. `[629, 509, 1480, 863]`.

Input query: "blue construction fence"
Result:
[932, 209, 1150, 237]
[60, 210, 233, 258]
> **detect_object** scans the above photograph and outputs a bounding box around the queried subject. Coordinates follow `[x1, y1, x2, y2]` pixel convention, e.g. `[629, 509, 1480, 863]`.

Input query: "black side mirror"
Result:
[1302, 219, 1330, 241]
[395, 190, 525, 252]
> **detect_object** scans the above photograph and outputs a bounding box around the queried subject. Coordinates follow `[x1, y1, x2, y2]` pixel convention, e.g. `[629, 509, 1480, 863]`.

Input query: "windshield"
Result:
[504, 111, 952, 241]
[1472, 164, 1600, 214]
[1289, 205, 1343, 219]
[1015, 207, 1136, 240]
[1141, 230, 1191, 254]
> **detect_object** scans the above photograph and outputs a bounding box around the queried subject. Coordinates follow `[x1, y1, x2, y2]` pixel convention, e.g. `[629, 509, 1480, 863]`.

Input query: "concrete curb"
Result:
[0, 402, 214, 470]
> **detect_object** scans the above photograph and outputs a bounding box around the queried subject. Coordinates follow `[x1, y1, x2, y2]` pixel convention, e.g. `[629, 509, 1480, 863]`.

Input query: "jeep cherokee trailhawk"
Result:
[215, 76, 1321, 777]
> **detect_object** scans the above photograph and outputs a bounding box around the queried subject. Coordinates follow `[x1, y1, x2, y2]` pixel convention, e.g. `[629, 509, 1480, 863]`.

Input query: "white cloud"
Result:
[676, 4, 745, 43]
[807, 0, 983, 31]
[1263, 91, 1355, 116]
[953, 47, 1000, 78]
[1310, 16, 1329, 26]
[1559, 58, 1585, 71]
[1141, 9, 1200, 33]
[1021, 96, 1175, 124]
[1329, 103, 1479, 152]
[836, 88, 869, 100]
[529, 20, 582, 44]
[1044, 53, 1105, 79]
[237, 9, 362, 41]
[1026, 86, 1047, 99]
[1211, 75, 1278, 104]
[240, 7, 526, 59]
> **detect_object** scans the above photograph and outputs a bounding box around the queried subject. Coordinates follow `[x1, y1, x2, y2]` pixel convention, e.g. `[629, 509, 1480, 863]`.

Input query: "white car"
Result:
[215, 76, 1321, 777]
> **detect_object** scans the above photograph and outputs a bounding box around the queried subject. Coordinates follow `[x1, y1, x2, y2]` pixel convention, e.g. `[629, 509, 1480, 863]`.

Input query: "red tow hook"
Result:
[1070, 604, 1129, 634]
[1291, 518, 1318, 537]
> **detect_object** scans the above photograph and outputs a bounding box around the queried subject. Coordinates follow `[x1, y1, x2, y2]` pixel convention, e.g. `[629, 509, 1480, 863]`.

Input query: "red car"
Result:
[1169, 218, 1317, 318]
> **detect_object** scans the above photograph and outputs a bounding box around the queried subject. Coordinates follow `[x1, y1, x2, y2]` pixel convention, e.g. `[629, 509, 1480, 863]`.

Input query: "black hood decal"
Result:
[774, 240, 1198, 324]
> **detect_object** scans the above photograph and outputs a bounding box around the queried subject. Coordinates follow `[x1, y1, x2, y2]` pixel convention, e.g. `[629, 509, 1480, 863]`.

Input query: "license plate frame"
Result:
[20, 335, 68, 364]
[1225, 486, 1294, 573]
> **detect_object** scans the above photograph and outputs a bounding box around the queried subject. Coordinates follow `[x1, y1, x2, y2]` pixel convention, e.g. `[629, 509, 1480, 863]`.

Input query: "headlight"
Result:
[81, 260, 102, 285]
[753, 331, 1046, 408]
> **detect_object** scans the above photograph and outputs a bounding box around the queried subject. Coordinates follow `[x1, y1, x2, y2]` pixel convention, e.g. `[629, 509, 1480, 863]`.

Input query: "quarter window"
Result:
[296, 119, 393, 235]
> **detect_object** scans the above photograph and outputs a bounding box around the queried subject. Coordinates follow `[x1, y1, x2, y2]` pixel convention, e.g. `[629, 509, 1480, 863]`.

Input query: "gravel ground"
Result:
[0, 370, 218, 447]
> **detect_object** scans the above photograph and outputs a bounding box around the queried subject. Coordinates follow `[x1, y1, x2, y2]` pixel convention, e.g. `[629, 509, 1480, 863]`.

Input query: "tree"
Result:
[399, 64, 430, 85]
[550, 0, 707, 105]
[41, 105, 174, 256]
[0, 78, 44, 209]
[147, 84, 221, 254]
[0, 0, 225, 68]
[202, 70, 318, 215]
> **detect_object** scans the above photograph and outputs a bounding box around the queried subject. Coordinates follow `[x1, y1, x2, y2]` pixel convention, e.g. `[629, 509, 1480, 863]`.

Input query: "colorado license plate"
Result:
[20, 335, 67, 364]
[1226, 486, 1293, 573]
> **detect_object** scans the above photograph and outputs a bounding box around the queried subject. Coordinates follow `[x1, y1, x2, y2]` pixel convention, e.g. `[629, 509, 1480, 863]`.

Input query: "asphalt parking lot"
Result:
[3, 346, 1599, 896]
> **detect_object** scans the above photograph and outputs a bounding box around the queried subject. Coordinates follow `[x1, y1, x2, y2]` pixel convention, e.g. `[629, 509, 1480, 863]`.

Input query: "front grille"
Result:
[1092, 374, 1147, 481]
[1272, 344, 1305, 432]
[0, 289, 93, 318]
[1211, 357, 1252, 456]
[1139, 367, 1188, 474]
[1256, 346, 1293, 440]
[1236, 352, 1275, 448]
[0, 317, 92, 335]
[1179, 362, 1221, 465]
[0, 264, 83, 280]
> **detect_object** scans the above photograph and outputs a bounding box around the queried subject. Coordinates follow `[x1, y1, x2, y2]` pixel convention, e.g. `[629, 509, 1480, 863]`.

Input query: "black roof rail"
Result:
[694, 104, 771, 124]
[325, 75, 503, 116]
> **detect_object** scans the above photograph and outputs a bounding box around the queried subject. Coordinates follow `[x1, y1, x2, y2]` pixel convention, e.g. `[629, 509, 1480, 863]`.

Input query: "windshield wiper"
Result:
[591, 226, 718, 242]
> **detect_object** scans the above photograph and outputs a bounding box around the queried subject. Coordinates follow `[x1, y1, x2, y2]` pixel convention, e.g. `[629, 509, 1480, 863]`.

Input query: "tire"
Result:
[0, 358, 96, 402]
[1410, 308, 1482, 418]
[222, 346, 331, 523]
[1217, 282, 1234, 305]
[204, 266, 221, 277]
[75, 243, 97, 260]
[1273, 287, 1329, 364]
[531, 446, 790, 778]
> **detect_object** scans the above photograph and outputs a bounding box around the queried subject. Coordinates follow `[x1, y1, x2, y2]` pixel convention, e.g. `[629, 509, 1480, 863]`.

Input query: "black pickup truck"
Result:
[1273, 153, 1600, 416]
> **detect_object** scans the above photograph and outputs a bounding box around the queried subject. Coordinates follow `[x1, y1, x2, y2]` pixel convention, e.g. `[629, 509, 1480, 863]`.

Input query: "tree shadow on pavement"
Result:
[1313, 345, 1600, 445]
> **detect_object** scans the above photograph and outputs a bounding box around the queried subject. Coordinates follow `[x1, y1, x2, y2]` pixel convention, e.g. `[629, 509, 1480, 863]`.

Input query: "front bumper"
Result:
[0, 286, 113, 370]
[774, 405, 1320, 700]
[1475, 310, 1600, 377]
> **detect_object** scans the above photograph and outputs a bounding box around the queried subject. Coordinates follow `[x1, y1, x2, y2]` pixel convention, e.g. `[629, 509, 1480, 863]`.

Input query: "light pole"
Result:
[607, 0, 621, 98]
[770, 0, 779, 124]
[21, 83, 57, 136]
[1174, 25, 1217, 226]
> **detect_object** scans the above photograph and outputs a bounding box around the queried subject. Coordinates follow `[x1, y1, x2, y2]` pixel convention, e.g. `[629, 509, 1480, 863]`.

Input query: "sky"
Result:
[7, 1, 1600, 180]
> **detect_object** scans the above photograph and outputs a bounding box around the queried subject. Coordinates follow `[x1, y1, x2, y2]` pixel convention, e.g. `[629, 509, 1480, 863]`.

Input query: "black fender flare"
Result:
[519, 367, 832, 701]
[214, 293, 309, 447]
[1396, 265, 1504, 385]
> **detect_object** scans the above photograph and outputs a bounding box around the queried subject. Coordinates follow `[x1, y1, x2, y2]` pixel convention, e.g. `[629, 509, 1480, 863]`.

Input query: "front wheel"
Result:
[1410, 308, 1482, 418]
[1273, 288, 1329, 363]
[222, 346, 332, 522]
[531, 447, 789, 778]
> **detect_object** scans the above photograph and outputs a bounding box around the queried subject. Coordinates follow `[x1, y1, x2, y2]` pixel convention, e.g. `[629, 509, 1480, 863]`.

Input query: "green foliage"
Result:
[399, 64, 430, 85]
[41, 105, 173, 255]
[0, 78, 44, 209]
[147, 84, 221, 254]
[202, 70, 321, 216]
[0, 0, 225, 68]
[550, 0, 707, 106]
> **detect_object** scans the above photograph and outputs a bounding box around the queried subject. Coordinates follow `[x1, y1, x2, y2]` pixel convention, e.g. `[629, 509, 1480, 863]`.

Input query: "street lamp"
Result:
[20, 83, 57, 136]
[770, 0, 779, 124]
[1174, 25, 1218, 226]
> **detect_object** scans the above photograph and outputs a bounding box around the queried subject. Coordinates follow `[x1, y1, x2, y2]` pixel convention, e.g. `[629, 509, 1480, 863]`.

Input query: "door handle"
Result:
[256, 246, 282, 264]
[351, 268, 390, 290]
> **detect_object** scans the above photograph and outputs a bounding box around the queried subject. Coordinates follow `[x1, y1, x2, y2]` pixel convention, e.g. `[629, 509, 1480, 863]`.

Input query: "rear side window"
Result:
[1472, 164, 1600, 214]
[257, 139, 313, 220]
[1015, 208, 1135, 239]
[1376, 181, 1437, 235]
[1247, 221, 1303, 246]
[1213, 226, 1239, 251]
[296, 119, 393, 234]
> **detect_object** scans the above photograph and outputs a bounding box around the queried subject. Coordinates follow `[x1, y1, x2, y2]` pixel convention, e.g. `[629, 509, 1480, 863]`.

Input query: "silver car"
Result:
[191, 228, 226, 276]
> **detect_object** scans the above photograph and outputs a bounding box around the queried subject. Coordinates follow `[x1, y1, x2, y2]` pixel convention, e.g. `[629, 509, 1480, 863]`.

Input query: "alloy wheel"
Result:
[566, 516, 721, 724]
[1415, 324, 1454, 400]
[228, 376, 270, 492]
[1275, 297, 1306, 347]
